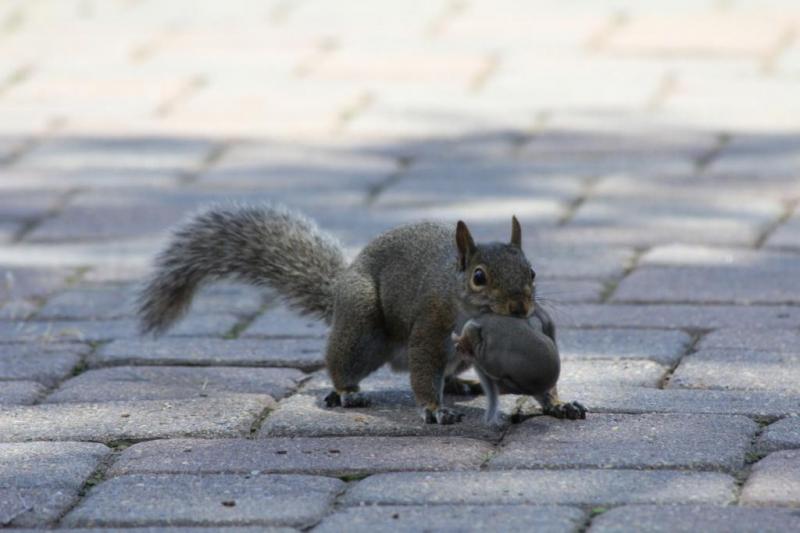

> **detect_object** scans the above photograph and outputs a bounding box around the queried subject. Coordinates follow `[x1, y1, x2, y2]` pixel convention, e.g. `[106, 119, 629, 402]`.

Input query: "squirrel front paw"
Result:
[422, 406, 464, 425]
[324, 390, 371, 408]
[543, 400, 587, 420]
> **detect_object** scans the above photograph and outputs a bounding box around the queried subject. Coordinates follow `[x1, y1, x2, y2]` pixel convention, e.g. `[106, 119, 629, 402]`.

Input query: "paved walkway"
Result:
[1, 0, 800, 530]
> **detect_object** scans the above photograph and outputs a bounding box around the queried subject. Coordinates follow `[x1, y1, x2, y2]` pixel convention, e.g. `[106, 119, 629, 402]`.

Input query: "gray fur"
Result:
[137, 204, 346, 334]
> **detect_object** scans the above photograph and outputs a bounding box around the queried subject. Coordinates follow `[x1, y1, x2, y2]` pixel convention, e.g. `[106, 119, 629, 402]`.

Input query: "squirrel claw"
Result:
[422, 406, 464, 425]
[544, 400, 587, 420]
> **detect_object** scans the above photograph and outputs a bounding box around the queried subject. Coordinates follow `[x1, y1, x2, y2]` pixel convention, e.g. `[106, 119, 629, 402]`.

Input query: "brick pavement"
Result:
[1, 0, 800, 530]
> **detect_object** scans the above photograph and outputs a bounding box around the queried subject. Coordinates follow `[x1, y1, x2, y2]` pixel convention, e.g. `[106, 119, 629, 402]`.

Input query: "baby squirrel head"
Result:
[456, 216, 536, 318]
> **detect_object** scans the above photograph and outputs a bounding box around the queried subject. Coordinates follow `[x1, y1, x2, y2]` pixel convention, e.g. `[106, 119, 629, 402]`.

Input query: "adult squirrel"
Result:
[138, 204, 584, 424]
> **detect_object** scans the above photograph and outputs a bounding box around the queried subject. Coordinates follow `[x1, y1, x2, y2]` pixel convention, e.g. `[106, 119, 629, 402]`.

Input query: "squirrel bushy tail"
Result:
[137, 204, 347, 335]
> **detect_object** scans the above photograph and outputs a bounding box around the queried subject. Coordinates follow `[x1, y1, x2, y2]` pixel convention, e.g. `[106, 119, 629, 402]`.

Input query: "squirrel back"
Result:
[138, 204, 346, 334]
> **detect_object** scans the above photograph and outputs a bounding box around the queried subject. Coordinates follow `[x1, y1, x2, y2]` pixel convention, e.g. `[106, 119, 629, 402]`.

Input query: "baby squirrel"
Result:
[453, 312, 586, 426]
[138, 204, 584, 424]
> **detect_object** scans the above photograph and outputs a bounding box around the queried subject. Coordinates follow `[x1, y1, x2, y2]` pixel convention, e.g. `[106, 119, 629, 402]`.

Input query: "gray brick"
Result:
[613, 247, 800, 304]
[669, 349, 800, 393]
[260, 370, 514, 440]
[490, 413, 756, 472]
[766, 212, 800, 251]
[111, 436, 492, 477]
[545, 384, 800, 420]
[557, 304, 800, 330]
[560, 359, 667, 388]
[588, 505, 800, 533]
[0, 190, 63, 222]
[0, 342, 87, 386]
[93, 337, 325, 371]
[526, 245, 635, 280]
[0, 441, 108, 488]
[0, 266, 75, 303]
[567, 197, 779, 248]
[0, 221, 20, 244]
[343, 470, 736, 506]
[741, 450, 800, 506]
[536, 279, 605, 303]
[757, 417, 800, 453]
[314, 505, 585, 533]
[0, 381, 44, 405]
[241, 306, 328, 338]
[0, 441, 108, 527]
[62, 473, 343, 528]
[45, 366, 305, 403]
[698, 328, 800, 352]
[0, 314, 240, 343]
[559, 329, 691, 366]
[0, 395, 273, 443]
[37, 283, 266, 320]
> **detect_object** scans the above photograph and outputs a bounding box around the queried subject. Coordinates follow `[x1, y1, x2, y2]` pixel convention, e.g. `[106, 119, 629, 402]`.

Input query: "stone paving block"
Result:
[45, 366, 305, 403]
[196, 140, 395, 194]
[0, 313, 240, 343]
[560, 359, 667, 389]
[0, 342, 87, 386]
[260, 370, 514, 441]
[766, 212, 800, 250]
[523, 245, 635, 281]
[62, 473, 343, 528]
[490, 413, 756, 472]
[536, 279, 605, 303]
[588, 505, 800, 533]
[19, 136, 212, 171]
[111, 436, 492, 477]
[0, 190, 63, 222]
[0, 266, 75, 303]
[758, 416, 800, 455]
[698, 328, 800, 352]
[669, 349, 800, 393]
[314, 504, 586, 533]
[741, 450, 800, 506]
[559, 329, 691, 366]
[0, 441, 109, 488]
[39, 282, 265, 320]
[0, 381, 45, 405]
[557, 304, 800, 330]
[241, 305, 328, 338]
[567, 196, 779, 248]
[613, 247, 800, 304]
[343, 470, 736, 506]
[22, 189, 221, 242]
[93, 337, 325, 371]
[0, 221, 21, 244]
[546, 384, 800, 420]
[0, 395, 273, 443]
[0, 441, 108, 527]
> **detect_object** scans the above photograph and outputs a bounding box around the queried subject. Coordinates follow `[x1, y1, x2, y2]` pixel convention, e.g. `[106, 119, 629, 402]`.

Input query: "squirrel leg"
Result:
[475, 368, 505, 427]
[324, 274, 390, 409]
[534, 386, 587, 420]
[409, 319, 464, 425]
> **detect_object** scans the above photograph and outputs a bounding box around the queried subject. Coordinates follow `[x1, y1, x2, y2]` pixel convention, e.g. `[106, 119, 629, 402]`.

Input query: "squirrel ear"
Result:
[456, 220, 477, 271]
[510, 215, 522, 248]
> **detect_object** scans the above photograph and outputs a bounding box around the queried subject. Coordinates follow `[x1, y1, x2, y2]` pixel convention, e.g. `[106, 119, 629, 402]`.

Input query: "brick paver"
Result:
[2, 0, 799, 529]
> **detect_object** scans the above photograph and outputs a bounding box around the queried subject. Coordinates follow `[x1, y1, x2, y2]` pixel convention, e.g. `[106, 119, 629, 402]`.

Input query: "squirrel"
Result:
[452, 312, 586, 426]
[137, 204, 585, 424]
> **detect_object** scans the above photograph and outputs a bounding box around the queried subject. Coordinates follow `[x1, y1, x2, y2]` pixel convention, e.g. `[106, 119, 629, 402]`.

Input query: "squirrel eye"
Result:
[472, 268, 487, 286]
[530, 268, 536, 281]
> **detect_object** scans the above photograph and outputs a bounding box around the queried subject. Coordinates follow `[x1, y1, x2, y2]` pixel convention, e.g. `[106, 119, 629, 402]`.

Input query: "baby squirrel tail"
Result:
[137, 204, 347, 335]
